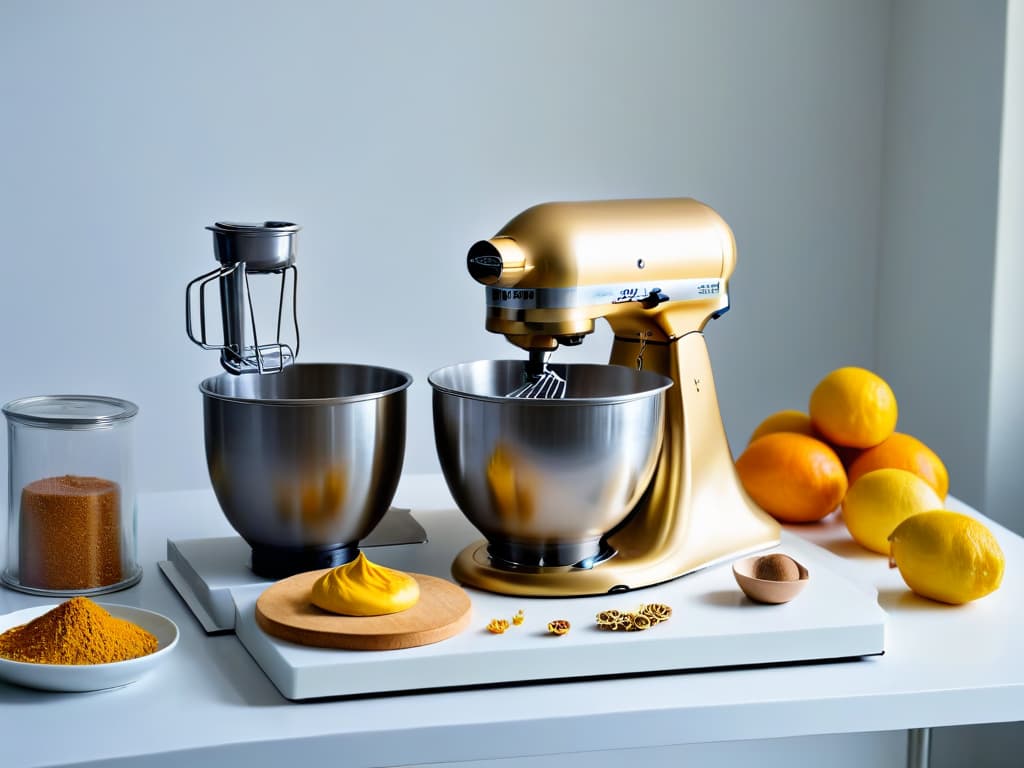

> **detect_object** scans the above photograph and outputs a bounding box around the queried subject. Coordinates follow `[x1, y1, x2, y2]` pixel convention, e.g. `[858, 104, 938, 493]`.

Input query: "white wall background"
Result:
[877, 0, 1007, 517]
[987, 0, 1024, 532]
[880, 1, 1024, 764]
[1, 0, 1020, 765]
[0, 0, 887, 498]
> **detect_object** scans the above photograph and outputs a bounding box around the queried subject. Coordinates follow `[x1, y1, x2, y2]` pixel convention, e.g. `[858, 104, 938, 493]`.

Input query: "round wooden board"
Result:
[254, 569, 473, 651]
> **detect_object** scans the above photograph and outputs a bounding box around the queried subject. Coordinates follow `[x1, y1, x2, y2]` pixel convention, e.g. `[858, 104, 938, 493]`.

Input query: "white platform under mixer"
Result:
[159, 484, 886, 701]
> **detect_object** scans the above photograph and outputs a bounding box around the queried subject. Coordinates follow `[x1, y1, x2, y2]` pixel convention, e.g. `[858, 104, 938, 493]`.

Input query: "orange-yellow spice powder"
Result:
[0, 597, 157, 665]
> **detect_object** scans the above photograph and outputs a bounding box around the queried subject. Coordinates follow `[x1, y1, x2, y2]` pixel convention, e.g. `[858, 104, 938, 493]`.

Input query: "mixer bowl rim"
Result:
[428, 359, 673, 405]
[207, 221, 301, 234]
[199, 362, 413, 406]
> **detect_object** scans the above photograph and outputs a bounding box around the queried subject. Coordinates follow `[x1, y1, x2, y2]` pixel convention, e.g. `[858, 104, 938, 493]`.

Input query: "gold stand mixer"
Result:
[442, 197, 780, 596]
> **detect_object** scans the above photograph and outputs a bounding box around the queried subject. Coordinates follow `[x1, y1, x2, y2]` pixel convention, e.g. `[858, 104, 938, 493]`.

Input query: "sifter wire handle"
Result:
[185, 263, 240, 351]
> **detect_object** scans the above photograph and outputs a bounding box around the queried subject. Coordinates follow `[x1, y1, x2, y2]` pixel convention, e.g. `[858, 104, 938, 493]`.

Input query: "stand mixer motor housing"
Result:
[453, 197, 781, 596]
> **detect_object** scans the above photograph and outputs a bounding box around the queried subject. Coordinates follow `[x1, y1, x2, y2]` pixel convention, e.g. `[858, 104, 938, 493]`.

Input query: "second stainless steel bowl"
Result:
[201, 363, 412, 578]
[429, 360, 672, 568]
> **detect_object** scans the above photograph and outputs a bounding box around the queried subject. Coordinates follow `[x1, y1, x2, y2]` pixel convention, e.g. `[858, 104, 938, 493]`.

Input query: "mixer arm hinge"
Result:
[636, 334, 648, 371]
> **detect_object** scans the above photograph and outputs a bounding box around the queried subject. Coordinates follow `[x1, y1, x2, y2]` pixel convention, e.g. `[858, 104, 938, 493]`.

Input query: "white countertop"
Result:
[1, 474, 1022, 768]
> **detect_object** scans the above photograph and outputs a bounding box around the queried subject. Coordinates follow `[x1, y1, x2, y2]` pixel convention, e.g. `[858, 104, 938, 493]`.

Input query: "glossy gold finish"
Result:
[468, 198, 737, 350]
[455, 198, 780, 596]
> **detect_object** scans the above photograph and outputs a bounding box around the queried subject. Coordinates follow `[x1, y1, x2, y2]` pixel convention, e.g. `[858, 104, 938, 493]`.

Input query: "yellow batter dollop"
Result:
[311, 552, 420, 616]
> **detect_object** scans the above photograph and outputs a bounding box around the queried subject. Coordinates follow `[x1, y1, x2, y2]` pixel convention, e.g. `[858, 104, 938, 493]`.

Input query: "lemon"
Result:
[889, 511, 1004, 604]
[841, 468, 942, 554]
[748, 410, 817, 444]
[809, 367, 898, 448]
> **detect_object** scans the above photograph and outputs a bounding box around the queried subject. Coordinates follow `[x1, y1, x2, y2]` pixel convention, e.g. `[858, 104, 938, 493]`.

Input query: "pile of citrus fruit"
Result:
[735, 366, 1004, 605]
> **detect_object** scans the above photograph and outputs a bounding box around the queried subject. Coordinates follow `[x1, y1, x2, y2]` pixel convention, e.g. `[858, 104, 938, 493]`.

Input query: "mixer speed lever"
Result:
[640, 289, 670, 309]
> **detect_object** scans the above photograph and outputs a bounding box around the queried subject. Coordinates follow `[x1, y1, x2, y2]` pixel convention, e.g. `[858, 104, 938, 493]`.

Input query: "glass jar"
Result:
[2, 395, 141, 596]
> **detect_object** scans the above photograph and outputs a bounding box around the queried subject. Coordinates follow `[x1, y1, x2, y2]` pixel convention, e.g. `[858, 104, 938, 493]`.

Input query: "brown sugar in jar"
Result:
[3, 394, 140, 595]
[19, 475, 123, 591]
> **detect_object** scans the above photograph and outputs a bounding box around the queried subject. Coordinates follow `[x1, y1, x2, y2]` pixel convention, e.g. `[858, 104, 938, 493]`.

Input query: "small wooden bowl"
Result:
[732, 554, 809, 604]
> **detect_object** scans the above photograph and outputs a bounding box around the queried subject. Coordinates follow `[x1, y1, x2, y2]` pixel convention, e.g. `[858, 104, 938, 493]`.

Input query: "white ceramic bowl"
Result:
[0, 603, 178, 692]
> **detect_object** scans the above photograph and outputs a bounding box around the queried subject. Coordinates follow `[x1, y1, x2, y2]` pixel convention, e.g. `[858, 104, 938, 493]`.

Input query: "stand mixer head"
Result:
[466, 197, 737, 357]
[440, 197, 781, 596]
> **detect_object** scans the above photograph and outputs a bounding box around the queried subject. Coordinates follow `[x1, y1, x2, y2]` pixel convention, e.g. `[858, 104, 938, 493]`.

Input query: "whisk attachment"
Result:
[506, 350, 567, 399]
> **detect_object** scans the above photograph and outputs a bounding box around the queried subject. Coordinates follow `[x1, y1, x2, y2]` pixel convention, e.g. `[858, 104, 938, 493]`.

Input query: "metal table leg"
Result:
[908, 727, 931, 768]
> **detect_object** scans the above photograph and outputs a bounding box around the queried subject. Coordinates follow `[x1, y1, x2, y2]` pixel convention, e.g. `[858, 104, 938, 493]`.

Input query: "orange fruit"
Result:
[748, 410, 817, 444]
[847, 432, 948, 499]
[735, 433, 848, 523]
[841, 468, 943, 554]
[809, 367, 898, 448]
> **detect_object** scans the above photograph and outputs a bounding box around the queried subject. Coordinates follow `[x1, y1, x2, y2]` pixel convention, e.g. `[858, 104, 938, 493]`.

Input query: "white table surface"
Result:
[1, 474, 1021, 768]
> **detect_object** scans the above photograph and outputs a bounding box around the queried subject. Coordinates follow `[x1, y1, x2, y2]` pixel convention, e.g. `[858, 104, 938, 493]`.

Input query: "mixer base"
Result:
[486, 539, 616, 570]
[452, 537, 774, 597]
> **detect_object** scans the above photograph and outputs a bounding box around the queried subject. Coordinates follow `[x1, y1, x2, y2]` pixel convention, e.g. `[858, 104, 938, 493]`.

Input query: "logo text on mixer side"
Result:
[613, 287, 649, 303]
[492, 289, 536, 302]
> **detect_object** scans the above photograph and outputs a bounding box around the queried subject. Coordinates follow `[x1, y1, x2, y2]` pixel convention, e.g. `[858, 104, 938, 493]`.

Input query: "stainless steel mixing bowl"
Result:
[200, 363, 412, 578]
[429, 360, 672, 568]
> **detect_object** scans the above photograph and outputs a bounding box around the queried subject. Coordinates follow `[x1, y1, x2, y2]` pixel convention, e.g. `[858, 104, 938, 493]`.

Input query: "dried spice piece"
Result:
[596, 603, 673, 632]
[546, 619, 571, 636]
[629, 614, 653, 631]
[0, 597, 157, 665]
[595, 612, 620, 630]
[487, 618, 510, 634]
[639, 603, 672, 623]
[512, 609, 525, 626]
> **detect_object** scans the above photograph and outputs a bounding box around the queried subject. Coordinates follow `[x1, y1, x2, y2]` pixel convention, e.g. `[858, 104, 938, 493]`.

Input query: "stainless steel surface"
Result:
[430, 360, 671, 567]
[200, 363, 412, 577]
[505, 349, 567, 399]
[906, 728, 931, 768]
[505, 369, 567, 399]
[207, 221, 299, 272]
[220, 262, 249, 367]
[186, 221, 301, 375]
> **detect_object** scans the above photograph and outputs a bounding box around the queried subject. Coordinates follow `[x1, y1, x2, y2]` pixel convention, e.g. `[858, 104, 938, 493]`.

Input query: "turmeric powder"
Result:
[0, 597, 158, 665]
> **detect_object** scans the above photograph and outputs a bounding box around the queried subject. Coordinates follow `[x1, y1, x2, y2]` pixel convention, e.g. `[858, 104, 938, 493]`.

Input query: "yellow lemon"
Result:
[809, 367, 898, 448]
[841, 468, 942, 554]
[748, 410, 817, 444]
[889, 511, 1004, 604]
